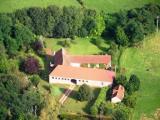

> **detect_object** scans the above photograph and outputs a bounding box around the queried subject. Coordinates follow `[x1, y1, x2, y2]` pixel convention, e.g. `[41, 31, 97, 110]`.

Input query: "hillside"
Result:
[0, 0, 160, 13]
[120, 33, 160, 119]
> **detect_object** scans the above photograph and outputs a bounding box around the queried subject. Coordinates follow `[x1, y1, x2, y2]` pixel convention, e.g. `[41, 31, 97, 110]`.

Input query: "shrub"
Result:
[29, 75, 41, 87]
[77, 84, 94, 101]
[123, 94, 137, 108]
[90, 87, 109, 115]
[126, 74, 140, 94]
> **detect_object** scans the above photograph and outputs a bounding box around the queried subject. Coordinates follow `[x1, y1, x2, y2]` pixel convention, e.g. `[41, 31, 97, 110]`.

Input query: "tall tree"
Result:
[115, 26, 128, 46]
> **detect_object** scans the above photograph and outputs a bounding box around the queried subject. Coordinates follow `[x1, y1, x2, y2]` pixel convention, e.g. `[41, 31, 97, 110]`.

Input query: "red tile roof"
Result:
[49, 65, 115, 82]
[70, 55, 111, 64]
[54, 48, 111, 65]
[112, 85, 125, 100]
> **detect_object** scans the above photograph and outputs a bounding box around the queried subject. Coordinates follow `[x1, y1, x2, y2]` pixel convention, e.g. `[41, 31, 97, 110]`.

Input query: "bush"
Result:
[90, 87, 109, 115]
[115, 74, 127, 86]
[77, 84, 94, 101]
[123, 94, 137, 108]
[126, 74, 140, 94]
[29, 75, 41, 87]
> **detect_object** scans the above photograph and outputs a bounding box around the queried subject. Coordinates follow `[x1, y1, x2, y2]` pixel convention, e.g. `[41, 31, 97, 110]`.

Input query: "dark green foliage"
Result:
[4, 36, 18, 55]
[0, 55, 9, 73]
[0, 14, 12, 37]
[27, 7, 46, 35]
[12, 23, 35, 50]
[115, 26, 128, 46]
[123, 94, 137, 108]
[116, 74, 127, 86]
[0, 74, 44, 120]
[54, 21, 69, 38]
[125, 20, 144, 44]
[90, 87, 109, 115]
[104, 4, 160, 46]
[12, 6, 104, 38]
[29, 75, 41, 87]
[126, 74, 140, 95]
[112, 109, 128, 120]
[77, 84, 93, 101]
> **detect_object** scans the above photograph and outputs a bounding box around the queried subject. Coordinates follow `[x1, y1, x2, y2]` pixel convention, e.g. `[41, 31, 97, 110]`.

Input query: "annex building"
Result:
[47, 48, 115, 87]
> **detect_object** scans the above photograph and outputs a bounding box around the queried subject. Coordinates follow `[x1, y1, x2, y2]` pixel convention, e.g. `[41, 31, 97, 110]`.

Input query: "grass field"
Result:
[60, 86, 100, 114]
[120, 33, 160, 119]
[45, 37, 110, 55]
[0, 0, 159, 13]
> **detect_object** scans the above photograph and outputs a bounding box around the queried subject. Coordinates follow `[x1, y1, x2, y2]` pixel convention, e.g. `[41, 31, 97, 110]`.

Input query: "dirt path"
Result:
[59, 85, 75, 104]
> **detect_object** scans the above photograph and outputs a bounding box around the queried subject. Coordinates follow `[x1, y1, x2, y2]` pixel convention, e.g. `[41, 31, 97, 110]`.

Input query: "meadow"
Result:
[0, 0, 160, 13]
[45, 37, 110, 55]
[120, 33, 160, 119]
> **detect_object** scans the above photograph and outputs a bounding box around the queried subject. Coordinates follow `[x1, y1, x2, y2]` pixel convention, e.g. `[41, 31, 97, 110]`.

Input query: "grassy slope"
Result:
[85, 0, 160, 13]
[45, 37, 109, 55]
[120, 33, 160, 119]
[0, 0, 160, 13]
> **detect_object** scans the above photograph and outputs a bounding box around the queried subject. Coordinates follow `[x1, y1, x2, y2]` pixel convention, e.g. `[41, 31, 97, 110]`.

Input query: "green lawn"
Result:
[0, 0, 159, 13]
[60, 86, 100, 114]
[85, 0, 160, 13]
[45, 37, 109, 55]
[120, 33, 160, 119]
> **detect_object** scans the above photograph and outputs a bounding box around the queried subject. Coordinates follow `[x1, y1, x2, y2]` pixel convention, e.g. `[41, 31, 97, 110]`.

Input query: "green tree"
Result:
[125, 20, 144, 44]
[123, 94, 137, 108]
[77, 84, 93, 101]
[27, 7, 46, 35]
[112, 109, 128, 120]
[12, 23, 35, 50]
[115, 26, 128, 46]
[29, 75, 41, 87]
[126, 74, 140, 94]
[0, 14, 12, 37]
[116, 74, 127, 86]
[0, 55, 9, 73]
[4, 37, 18, 55]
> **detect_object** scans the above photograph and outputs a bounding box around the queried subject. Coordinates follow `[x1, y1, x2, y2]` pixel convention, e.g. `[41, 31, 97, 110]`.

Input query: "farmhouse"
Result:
[111, 85, 125, 103]
[48, 48, 115, 87]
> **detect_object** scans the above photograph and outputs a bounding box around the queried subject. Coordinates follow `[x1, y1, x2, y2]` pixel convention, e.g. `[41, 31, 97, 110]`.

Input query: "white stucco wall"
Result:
[111, 97, 121, 103]
[70, 63, 81, 67]
[49, 75, 112, 87]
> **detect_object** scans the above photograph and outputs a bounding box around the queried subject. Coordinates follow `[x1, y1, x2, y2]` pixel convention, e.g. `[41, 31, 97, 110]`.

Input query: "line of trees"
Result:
[11, 6, 105, 38]
[103, 4, 160, 46]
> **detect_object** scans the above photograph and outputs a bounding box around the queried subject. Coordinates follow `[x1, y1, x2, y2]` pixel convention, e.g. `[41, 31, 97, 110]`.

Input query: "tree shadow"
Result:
[83, 88, 100, 113]
[90, 38, 110, 53]
[43, 84, 50, 91]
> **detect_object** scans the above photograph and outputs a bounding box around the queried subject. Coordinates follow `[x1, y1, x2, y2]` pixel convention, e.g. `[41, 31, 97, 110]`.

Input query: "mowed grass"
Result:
[84, 0, 160, 13]
[120, 33, 160, 119]
[60, 86, 100, 114]
[0, 0, 160, 13]
[0, 0, 80, 13]
[45, 37, 109, 55]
